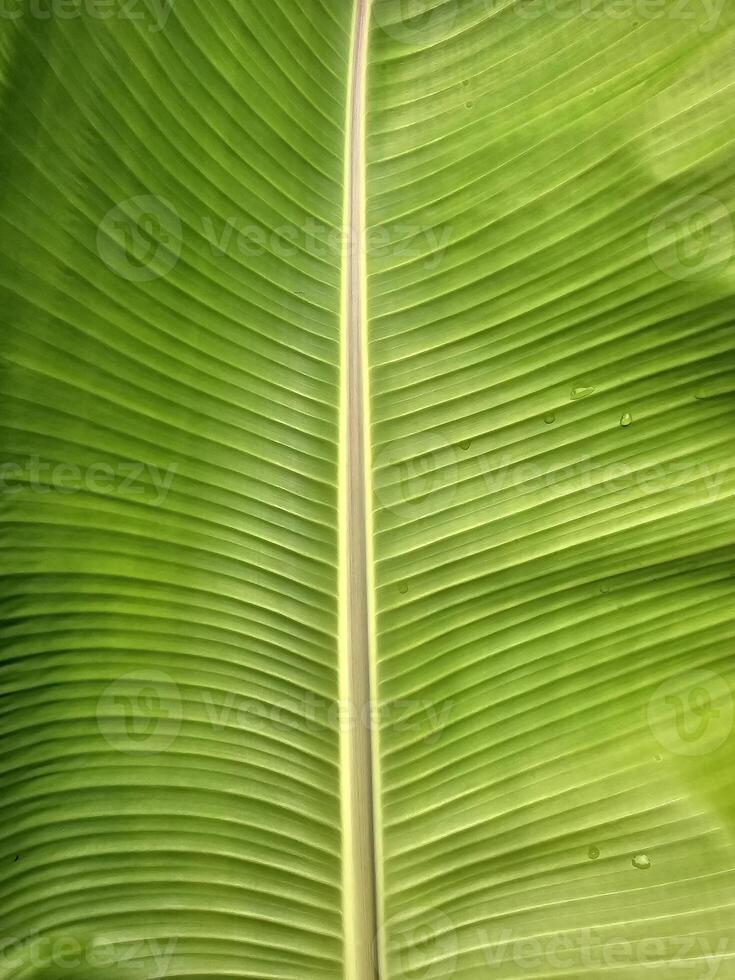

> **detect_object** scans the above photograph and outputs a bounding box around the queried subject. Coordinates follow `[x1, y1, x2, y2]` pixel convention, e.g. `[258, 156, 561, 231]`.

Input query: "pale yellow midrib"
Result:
[338, 0, 382, 978]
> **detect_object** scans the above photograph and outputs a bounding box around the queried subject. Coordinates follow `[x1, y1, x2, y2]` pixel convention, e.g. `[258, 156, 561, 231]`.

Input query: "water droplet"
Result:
[544, 414, 556, 425]
[571, 385, 595, 400]
[458, 439, 471, 451]
[398, 581, 408, 595]
[599, 583, 610, 594]
[654, 754, 663, 762]
[632, 854, 651, 871]
[465, 101, 473, 109]
[588, 845, 600, 860]
[620, 412, 633, 427]
[462, 79, 470, 87]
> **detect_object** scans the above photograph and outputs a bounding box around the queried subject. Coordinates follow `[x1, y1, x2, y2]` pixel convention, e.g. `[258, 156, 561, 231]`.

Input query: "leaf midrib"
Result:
[339, 1, 381, 978]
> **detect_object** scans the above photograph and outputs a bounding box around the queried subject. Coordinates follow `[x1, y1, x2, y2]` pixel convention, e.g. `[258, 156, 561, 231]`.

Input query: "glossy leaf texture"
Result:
[0, 3, 350, 979]
[368, 2, 735, 978]
[1, 2, 735, 980]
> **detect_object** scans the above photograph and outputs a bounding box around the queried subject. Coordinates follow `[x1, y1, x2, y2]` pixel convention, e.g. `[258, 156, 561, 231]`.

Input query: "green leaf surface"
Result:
[367, 4, 735, 977]
[1, 2, 734, 979]
[1, 3, 350, 977]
